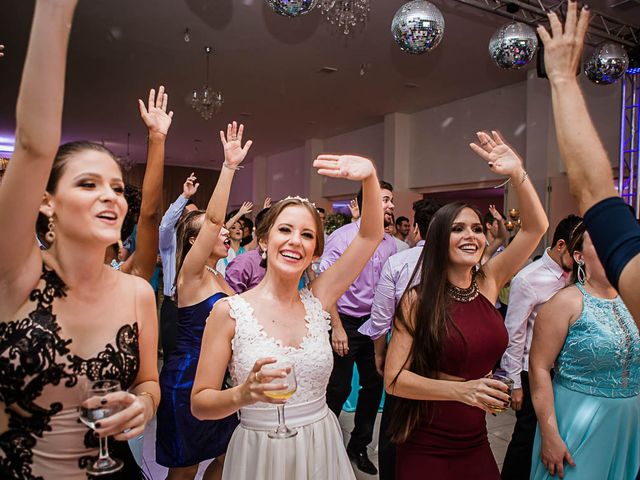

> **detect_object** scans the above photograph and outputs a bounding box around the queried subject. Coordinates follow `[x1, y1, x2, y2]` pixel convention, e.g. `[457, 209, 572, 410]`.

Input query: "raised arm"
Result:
[159, 174, 198, 253]
[180, 122, 252, 281]
[225, 201, 253, 230]
[538, 4, 612, 213]
[529, 288, 579, 478]
[121, 86, 173, 280]
[0, 1, 77, 296]
[310, 155, 384, 308]
[470, 131, 548, 299]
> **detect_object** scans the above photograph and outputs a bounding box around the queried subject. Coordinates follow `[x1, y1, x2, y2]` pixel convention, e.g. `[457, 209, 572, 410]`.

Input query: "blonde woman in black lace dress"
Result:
[0, 1, 159, 478]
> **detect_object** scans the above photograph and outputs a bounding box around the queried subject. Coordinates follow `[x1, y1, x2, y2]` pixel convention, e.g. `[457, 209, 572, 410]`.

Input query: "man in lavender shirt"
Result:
[320, 180, 396, 476]
[358, 198, 441, 480]
[225, 207, 270, 293]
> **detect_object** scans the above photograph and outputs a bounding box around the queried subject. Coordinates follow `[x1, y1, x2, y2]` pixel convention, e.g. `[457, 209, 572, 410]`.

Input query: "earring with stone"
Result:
[45, 215, 56, 244]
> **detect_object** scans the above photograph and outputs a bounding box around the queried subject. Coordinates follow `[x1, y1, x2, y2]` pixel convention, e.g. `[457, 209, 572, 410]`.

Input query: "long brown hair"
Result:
[389, 202, 485, 443]
[174, 209, 205, 300]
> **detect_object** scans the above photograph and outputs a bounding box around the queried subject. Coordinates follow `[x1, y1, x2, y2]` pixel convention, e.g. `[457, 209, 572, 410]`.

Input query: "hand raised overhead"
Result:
[313, 154, 376, 181]
[469, 131, 524, 178]
[220, 121, 253, 168]
[183, 173, 199, 198]
[138, 85, 174, 136]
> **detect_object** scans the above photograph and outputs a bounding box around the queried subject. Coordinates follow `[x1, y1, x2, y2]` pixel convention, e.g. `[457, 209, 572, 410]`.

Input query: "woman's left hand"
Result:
[313, 154, 375, 181]
[469, 131, 524, 178]
[138, 85, 174, 137]
[87, 391, 153, 441]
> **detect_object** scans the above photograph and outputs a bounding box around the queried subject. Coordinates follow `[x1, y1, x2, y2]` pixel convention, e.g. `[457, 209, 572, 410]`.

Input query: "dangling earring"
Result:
[577, 260, 586, 285]
[261, 251, 267, 261]
[45, 216, 56, 244]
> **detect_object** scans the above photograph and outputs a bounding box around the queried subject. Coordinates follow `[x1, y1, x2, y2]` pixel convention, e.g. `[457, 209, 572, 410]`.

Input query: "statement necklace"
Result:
[447, 277, 479, 303]
[204, 265, 219, 277]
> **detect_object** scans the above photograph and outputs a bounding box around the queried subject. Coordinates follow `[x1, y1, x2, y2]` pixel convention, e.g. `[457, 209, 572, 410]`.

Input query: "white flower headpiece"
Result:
[282, 195, 317, 208]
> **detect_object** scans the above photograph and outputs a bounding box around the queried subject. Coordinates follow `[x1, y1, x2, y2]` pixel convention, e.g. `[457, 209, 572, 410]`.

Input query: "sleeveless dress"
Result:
[530, 285, 640, 480]
[396, 293, 509, 480]
[156, 292, 238, 467]
[0, 265, 142, 480]
[222, 289, 356, 480]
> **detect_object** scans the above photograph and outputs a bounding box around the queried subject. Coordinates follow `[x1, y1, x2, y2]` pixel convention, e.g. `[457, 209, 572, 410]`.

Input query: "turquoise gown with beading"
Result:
[530, 284, 640, 480]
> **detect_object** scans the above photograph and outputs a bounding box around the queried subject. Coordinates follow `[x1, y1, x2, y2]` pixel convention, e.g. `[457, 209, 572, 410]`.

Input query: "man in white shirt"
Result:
[359, 198, 442, 480]
[501, 214, 582, 480]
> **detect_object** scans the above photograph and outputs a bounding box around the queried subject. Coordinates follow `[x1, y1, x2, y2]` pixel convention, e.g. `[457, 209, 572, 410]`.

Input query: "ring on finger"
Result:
[255, 371, 262, 382]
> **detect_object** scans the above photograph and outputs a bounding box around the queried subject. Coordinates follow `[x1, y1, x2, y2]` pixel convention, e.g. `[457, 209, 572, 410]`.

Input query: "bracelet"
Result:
[136, 391, 157, 416]
[492, 169, 528, 189]
[222, 162, 244, 171]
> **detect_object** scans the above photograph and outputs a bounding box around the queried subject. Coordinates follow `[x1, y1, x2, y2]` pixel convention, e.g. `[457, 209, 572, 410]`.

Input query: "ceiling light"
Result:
[191, 46, 224, 120]
[319, 0, 370, 36]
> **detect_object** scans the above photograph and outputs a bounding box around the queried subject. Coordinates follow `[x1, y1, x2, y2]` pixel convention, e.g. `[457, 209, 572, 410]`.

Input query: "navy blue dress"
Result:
[156, 292, 239, 468]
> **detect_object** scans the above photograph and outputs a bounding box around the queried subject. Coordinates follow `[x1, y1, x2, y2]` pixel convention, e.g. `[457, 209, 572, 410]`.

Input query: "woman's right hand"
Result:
[220, 121, 253, 168]
[237, 358, 289, 406]
[540, 433, 575, 479]
[456, 378, 510, 413]
[313, 154, 376, 182]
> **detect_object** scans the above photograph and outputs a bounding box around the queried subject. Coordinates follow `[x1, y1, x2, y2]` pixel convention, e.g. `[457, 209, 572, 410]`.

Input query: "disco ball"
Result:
[265, 0, 319, 17]
[391, 0, 445, 55]
[584, 42, 629, 85]
[488, 22, 538, 69]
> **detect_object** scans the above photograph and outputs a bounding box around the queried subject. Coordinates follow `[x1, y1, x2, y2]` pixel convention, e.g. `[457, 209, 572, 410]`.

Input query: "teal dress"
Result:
[531, 284, 640, 480]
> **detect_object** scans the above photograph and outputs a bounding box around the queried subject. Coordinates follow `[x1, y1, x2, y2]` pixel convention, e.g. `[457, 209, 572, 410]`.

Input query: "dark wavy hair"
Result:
[36, 141, 122, 247]
[389, 202, 485, 444]
[174, 209, 206, 301]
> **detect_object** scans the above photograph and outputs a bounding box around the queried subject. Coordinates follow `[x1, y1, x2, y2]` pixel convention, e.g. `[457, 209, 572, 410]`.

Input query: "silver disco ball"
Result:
[391, 0, 445, 55]
[584, 42, 629, 85]
[488, 22, 538, 69]
[265, 0, 319, 17]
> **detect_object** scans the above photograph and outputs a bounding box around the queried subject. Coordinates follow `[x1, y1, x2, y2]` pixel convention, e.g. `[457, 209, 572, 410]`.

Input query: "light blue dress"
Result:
[531, 284, 640, 480]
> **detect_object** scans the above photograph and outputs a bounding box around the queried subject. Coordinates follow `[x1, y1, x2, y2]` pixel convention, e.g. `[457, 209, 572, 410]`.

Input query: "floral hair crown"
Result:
[282, 195, 316, 208]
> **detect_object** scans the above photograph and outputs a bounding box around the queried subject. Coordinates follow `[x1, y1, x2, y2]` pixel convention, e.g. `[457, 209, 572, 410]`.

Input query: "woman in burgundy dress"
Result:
[385, 131, 548, 480]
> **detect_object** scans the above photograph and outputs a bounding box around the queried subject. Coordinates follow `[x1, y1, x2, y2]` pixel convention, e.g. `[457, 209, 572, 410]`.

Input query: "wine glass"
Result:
[79, 379, 124, 475]
[263, 362, 298, 439]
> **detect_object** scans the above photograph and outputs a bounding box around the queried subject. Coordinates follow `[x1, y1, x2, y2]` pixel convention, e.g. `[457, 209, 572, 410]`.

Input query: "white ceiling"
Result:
[1, 0, 638, 167]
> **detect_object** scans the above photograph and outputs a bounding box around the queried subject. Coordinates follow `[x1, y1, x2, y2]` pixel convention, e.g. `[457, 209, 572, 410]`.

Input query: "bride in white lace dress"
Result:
[191, 154, 384, 479]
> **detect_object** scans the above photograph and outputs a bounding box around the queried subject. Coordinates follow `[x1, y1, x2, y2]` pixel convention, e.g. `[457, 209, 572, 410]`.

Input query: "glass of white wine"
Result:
[263, 362, 298, 439]
[79, 379, 124, 475]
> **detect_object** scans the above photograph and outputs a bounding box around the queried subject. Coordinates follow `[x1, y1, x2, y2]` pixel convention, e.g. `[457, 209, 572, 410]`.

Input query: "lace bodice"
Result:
[555, 284, 640, 398]
[227, 289, 333, 407]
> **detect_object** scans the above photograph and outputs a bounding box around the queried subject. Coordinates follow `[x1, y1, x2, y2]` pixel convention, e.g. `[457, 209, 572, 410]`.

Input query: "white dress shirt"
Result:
[358, 240, 425, 340]
[501, 249, 568, 389]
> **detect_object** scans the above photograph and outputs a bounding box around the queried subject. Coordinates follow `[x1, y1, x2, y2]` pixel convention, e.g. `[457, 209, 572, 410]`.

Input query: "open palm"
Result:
[313, 154, 375, 181]
[469, 131, 523, 177]
[220, 121, 253, 167]
[138, 85, 173, 136]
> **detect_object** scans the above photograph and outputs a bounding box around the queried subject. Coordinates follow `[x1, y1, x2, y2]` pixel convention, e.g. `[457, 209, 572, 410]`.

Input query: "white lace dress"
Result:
[222, 289, 356, 480]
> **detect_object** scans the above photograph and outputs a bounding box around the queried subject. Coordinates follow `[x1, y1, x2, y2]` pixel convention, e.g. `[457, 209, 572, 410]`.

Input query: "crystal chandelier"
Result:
[319, 0, 370, 35]
[191, 46, 223, 120]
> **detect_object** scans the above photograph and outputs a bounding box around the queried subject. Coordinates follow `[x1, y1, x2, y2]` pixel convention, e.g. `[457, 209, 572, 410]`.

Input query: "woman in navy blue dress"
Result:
[156, 121, 253, 480]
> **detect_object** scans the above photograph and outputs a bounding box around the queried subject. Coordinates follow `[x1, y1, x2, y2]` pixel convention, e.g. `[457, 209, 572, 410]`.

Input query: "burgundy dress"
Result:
[396, 294, 508, 480]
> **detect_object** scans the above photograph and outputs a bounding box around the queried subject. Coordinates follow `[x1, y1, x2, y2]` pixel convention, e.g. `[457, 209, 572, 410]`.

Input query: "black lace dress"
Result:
[0, 265, 144, 479]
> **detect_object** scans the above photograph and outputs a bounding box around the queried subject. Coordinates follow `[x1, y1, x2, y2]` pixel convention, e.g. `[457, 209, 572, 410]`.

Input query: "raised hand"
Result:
[349, 198, 360, 220]
[537, 2, 590, 85]
[183, 173, 199, 199]
[220, 121, 253, 168]
[313, 154, 376, 181]
[138, 86, 174, 137]
[238, 201, 253, 216]
[469, 131, 524, 178]
[488, 204, 503, 221]
[263, 197, 272, 209]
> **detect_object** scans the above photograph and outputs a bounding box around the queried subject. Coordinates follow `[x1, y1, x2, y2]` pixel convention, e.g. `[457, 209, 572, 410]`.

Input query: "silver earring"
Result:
[261, 251, 267, 260]
[577, 260, 586, 285]
[45, 216, 56, 244]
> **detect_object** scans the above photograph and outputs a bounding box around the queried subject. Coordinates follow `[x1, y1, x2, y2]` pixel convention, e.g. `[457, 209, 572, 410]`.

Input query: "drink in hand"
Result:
[264, 387, 297, 400]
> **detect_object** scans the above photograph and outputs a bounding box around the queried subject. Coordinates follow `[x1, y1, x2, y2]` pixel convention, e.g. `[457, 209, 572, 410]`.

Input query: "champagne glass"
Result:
[79, 379, 124, 475]
[263, 362, 298, 439]
[487, 372, 514, 413]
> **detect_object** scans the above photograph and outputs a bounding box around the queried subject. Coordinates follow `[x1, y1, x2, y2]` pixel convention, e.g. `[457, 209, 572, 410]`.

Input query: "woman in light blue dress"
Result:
[529, 222, 640, 480]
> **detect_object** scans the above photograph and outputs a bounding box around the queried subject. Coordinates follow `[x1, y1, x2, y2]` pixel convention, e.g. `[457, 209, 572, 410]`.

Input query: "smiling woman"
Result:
[0, 2, 159, 479]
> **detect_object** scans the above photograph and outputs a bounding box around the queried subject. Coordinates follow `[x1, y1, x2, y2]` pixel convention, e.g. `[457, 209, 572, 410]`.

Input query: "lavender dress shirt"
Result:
[224, 248, 265, 294]
[358, 240, 425, 339]
[319, 220, 397, 318]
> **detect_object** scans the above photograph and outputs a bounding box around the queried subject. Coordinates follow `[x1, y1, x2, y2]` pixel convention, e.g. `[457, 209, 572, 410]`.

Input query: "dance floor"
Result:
[137, 408, 516, 479]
